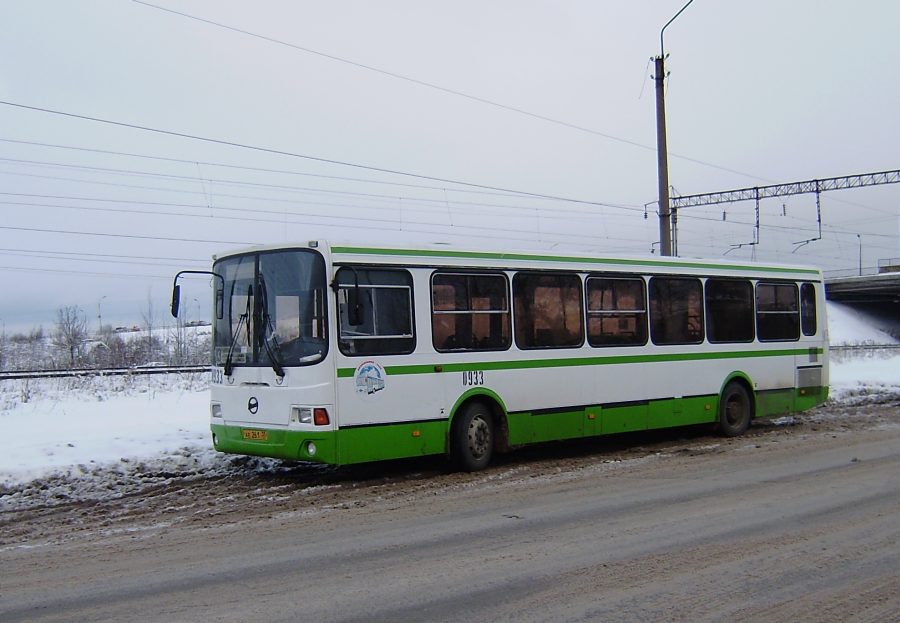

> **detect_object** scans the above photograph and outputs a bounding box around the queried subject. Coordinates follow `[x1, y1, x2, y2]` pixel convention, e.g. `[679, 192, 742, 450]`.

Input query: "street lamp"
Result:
[654, 0, 694, 256]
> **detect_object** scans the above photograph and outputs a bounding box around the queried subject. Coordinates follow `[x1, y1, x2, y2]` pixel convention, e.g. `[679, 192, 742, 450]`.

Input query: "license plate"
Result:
[241, 429, 268, 441]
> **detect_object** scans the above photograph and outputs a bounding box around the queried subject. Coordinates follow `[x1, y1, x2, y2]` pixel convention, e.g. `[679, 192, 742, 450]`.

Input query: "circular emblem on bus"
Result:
[248, 396, 259, 414]
[354, 361, 386, 397]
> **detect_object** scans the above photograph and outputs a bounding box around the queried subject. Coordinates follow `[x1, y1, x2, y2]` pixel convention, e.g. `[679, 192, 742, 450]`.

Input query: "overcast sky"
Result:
[1, 0, 898, 334]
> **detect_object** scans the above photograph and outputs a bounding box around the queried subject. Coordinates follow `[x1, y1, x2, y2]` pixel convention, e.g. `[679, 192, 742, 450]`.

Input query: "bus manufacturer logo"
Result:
[354, 361, 386, 396]
[248, 397, 259, 414]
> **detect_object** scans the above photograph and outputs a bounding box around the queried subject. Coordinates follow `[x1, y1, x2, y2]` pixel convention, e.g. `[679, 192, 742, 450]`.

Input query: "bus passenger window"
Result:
[513, 272, 583, 349]
[649, 277, 704, 345]
[705, 279, 754, 343]
[800, 283, 817, 336]
[432, 273, 510, 352]
[586, 277, 647, 346]
[756, 282, 800, 341]
[336, 268, 415, 356]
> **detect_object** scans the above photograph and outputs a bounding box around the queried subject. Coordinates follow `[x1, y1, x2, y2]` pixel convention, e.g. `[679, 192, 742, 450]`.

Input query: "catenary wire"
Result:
[131, 0, 775, 183]
[0, 159, 645, 217]
[0, 100, 636, 209]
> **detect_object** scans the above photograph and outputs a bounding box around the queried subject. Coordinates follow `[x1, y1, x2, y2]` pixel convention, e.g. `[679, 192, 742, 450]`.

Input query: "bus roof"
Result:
[214, 241, 823, 279]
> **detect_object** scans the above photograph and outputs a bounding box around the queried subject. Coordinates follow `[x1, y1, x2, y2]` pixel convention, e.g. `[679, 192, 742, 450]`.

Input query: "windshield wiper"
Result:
[256, 273, 286, 378]
[223, 284, 252, 377]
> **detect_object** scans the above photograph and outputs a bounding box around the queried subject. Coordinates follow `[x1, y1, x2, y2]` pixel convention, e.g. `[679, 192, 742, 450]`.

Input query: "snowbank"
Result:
[827, 301, 899, 345]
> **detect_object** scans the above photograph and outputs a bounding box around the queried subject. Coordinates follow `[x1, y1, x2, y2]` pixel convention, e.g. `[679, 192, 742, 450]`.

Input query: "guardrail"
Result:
[829, 344, 900, 352]
[0, 365, 210, 381]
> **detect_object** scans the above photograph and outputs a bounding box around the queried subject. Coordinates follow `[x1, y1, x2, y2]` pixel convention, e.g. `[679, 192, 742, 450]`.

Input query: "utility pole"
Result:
[858, 234, 862, 276]
[654, 0, 694, 257]
[654, 54, 672, 256]
[97, 295, 107, 336]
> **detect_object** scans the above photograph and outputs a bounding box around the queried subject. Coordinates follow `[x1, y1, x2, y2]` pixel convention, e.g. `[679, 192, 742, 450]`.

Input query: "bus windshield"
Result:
[213, 249, 327, 369]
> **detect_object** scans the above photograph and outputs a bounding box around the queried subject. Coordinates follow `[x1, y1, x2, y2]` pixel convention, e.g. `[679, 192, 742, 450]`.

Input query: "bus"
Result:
[171, 241, 829, 471]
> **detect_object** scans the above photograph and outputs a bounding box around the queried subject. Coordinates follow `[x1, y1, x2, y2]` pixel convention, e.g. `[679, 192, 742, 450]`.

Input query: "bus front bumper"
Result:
[211, 423, 337, 464]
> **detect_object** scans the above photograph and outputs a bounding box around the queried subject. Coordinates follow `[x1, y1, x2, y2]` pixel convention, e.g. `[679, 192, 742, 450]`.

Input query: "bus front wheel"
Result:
[718, 382, 752, 437]
[452, 403, 494, 472]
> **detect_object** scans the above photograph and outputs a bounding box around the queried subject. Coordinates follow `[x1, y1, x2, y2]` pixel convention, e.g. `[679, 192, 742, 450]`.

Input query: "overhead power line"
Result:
[0, 265, 171, 280]
[0, 155, 644, 214]
[0, 197, 630, 247]
[132, 0, 772, 183]
[0, 137, 571, 201]
[0, 225, 254, 246]
[0, 100, 627, 209]
[0, 246, 207, 263]
[0, 250, 197, 269]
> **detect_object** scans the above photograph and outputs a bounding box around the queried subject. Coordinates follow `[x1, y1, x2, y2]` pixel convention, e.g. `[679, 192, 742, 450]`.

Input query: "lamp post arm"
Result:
[660, 0, 695, 58]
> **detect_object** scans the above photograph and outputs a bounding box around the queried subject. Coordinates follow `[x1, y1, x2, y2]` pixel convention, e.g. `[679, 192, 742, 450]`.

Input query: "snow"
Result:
[1, 374, 213, 485]
[829, 351, 900, 403]
[0, 301, 897, 496]
[827, 301, 899, 345]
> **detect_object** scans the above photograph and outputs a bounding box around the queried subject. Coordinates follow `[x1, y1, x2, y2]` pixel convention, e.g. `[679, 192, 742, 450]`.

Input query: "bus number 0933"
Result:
[462, 371, 485, 386]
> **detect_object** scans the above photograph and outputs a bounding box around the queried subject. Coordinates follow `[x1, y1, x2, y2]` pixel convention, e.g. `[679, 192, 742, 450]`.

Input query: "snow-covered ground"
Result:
[0, 374, 213, 485]
[1, 302, 897, 491]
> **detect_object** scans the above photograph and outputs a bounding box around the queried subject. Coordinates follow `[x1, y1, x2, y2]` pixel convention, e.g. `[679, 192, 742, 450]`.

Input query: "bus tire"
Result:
[718, 382, 752, 437]
[452, 402, 494, 472]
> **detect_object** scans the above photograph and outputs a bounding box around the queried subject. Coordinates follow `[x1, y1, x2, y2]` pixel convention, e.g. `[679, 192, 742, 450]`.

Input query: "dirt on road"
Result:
[2, 395, 899, 622]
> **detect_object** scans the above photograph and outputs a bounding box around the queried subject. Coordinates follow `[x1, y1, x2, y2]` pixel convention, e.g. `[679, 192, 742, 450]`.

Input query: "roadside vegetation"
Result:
[0, 304, 210, 372]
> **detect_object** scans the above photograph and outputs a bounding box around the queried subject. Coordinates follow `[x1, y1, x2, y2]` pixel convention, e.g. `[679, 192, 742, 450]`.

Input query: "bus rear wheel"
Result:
[718, 382, 752, 437]
[452, 403, 494, 472]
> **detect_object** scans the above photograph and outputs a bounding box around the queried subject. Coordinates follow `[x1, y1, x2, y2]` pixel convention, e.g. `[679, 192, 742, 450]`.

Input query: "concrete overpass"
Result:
[825, 271, 900, 304]
[825, 262, 900, 339]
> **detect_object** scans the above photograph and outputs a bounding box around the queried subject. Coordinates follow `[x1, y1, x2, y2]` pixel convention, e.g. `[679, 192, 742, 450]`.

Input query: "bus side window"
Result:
[756, 282, 800, 341]
[336, 268, 415, 356]
[705, 279, 754, 343]
[586, 276, 647, 347]
[513, 272, 583, 349]
[431, 272, 510, 352]
[800, 283, 817, 336]
[649, 277, 704, 345]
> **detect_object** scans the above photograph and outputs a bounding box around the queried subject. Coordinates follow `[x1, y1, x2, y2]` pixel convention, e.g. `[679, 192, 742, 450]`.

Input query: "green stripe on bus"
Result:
[330, 246, 818, 275]
[212, 386, 827, 466]
[337, 347, 823, 378]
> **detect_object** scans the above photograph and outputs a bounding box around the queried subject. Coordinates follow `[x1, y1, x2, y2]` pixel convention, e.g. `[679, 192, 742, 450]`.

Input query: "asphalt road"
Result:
[2, 411, 898, 622]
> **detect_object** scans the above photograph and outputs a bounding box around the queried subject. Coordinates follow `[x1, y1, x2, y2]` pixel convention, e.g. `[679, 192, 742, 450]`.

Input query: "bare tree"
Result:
[170, 312, 188, 365]
[0, 323, 6, 371]
[53, 306, 88, 368]
[141, 292, 159, 364]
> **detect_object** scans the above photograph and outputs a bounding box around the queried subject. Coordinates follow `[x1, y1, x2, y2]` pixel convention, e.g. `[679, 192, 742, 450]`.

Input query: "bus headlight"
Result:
[307, 441, 317, 456]
[292, 407, 330, 425]
[292, 407, 313, 424]
[211, 403, 223, 419]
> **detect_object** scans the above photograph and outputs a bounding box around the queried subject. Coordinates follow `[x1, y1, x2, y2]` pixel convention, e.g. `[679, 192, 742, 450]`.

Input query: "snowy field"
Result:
[0, 302, 897, 496]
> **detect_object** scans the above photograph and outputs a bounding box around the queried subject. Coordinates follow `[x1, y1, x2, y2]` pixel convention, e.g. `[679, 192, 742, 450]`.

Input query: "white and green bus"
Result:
[171, 241, 828, 471]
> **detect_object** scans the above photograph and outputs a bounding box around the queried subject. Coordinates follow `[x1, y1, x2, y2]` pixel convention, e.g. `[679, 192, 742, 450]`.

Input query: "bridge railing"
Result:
[824, 266, 882, 279]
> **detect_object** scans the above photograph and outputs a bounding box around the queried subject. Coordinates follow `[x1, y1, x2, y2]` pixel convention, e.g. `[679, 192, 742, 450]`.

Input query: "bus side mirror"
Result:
[171, 284, 181, 318]
[347, 286, 363, 326]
